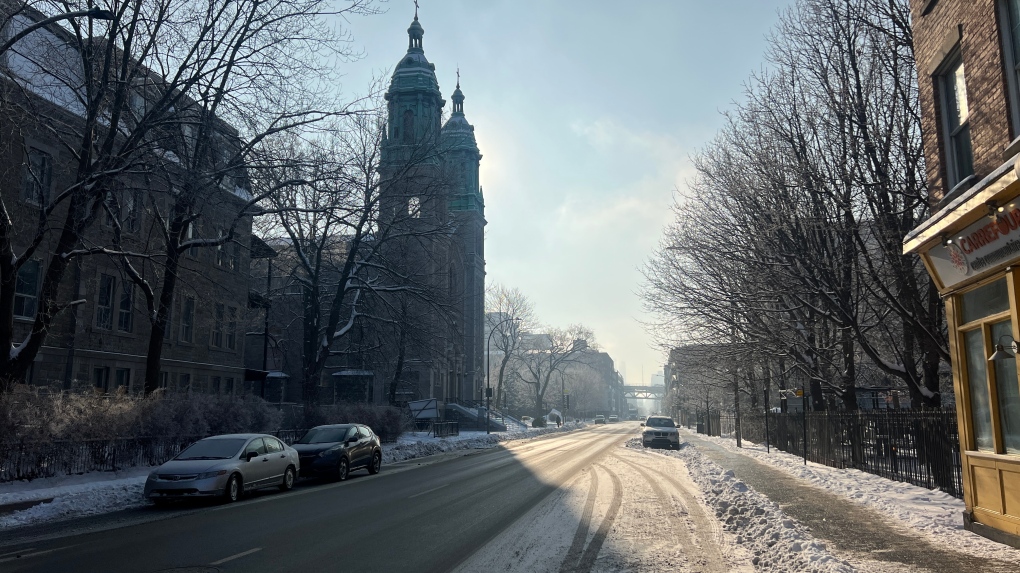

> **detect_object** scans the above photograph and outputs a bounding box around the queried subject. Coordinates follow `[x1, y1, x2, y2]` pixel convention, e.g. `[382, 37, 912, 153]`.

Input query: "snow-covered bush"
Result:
[0, 387, 282, 442]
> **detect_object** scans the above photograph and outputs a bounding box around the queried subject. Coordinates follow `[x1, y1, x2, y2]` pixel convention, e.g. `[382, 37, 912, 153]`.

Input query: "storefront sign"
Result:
[927, 199, 1020, 289]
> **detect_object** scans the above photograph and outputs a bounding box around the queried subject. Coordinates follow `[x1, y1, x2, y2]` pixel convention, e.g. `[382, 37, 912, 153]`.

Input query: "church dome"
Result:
[442, 80, 478, 153]
[387, 15, 441, 97]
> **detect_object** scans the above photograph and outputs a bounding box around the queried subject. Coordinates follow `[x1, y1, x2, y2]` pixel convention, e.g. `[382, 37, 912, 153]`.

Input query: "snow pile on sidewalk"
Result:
[384, 422, 585, 463]
[690, 432, 1020, 563]
[625, 439, 855, 573]
[0, 423, 584, 531]
[0, 469, 151, 530]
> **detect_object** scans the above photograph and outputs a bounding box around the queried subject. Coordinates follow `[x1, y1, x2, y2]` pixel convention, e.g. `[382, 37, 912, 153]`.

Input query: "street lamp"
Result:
[486, 316, 521, 434]
[1, 7, 116, 57]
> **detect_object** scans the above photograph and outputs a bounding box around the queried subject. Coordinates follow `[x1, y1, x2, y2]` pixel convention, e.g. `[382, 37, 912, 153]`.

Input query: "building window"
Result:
[180, 296, 195, 342]
[124, 190, 140, 232]
[96, 274, 115, 330]
[216, 230, 226, 267]
[14, 260, 40, 319]
[160, 371, 171, 390]
[118, 281, 134, 332]
[230, 243, 240, 271]
[93, 366, 110, 393]
[408, 196, 421, 218]
[185, 221, 198, 257]
[22, 149, 52, 205]
[225, 377, 235, 394]
[178, 373, 191, 392]
[226, 306, 237, 350]
[115, 368, 131, 392]
[1002, 0, 1020, 137]
[402, 109, 414, 143]
[938, 50, 974, 188]
[212, 303, 224, 348]
[212, 376, 221, 393]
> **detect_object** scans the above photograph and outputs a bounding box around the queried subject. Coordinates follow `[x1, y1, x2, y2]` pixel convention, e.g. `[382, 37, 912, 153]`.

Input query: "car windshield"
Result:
[175, 438, 247, 460]
[297, 426, 351, 444]
[646, 418, 676, 428]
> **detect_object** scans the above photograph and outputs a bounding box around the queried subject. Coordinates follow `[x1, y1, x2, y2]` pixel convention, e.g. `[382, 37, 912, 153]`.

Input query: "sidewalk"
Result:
[683, 432, 1017, 572]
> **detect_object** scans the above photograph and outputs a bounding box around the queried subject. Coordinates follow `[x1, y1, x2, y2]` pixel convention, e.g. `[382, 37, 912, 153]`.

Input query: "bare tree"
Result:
[513, 326, 595, 416]
[0, 0, 378, 391]
[485, 284, 535, 410]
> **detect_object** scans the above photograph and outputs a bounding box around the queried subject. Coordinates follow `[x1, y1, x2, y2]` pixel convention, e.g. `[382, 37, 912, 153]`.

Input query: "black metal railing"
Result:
[711, 409, 963, 499]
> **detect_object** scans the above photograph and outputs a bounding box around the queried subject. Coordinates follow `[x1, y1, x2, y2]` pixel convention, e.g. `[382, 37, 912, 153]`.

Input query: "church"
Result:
[372, 10, 487, 408]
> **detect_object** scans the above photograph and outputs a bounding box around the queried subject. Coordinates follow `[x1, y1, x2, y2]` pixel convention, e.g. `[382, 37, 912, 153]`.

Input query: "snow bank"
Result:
[625, 438, 855, 573]
[689, 432, 1020, 563]
[384, 423, 585, 463]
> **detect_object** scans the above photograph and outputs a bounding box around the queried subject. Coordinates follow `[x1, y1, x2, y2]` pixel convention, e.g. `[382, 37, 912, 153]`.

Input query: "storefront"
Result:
[905, 160, 1020, 546]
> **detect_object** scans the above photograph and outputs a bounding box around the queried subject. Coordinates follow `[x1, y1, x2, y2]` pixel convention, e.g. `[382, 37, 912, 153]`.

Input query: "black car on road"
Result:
[292, 424, 382, 481]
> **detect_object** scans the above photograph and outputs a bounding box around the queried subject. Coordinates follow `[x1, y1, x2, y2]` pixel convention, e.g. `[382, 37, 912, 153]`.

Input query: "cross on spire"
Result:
[456, 66, 460, 89]
[414, 0, 419, 19]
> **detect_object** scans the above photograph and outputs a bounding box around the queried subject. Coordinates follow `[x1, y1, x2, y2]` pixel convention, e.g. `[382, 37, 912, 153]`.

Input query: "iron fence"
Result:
[0, 427, 417, 483]
[713, 409, 963, 499]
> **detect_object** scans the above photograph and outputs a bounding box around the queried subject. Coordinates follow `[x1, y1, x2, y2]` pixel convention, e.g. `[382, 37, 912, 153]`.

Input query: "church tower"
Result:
[442, 76, 487, 405]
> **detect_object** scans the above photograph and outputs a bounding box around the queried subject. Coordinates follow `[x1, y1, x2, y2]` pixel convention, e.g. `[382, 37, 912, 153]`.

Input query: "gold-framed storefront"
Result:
[906, 162, 1020, 545]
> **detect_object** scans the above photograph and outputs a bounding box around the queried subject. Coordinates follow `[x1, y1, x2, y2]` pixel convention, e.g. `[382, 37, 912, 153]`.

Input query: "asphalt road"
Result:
[0, 423, 636, 573]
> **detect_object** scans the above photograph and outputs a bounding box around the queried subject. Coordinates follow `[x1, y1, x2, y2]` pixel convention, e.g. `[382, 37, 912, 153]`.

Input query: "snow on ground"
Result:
[0, 424, 583, 532]
[624, 438, 856, 573]
[687, 431, 1020, 564]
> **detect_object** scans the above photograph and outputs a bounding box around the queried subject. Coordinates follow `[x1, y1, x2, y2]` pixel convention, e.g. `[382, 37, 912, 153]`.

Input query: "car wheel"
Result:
[368, 452, 382, 475]
[279, 466, 295, 491]
[224, 473, 242, 503]
[336, 458, 350, 481]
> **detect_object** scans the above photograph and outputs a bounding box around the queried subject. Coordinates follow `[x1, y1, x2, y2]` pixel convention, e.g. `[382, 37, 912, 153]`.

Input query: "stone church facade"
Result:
[372, 12, 487, 406]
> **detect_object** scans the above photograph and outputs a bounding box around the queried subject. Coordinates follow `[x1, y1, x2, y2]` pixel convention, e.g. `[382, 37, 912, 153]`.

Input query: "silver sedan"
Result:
[144, 433, 300, 504]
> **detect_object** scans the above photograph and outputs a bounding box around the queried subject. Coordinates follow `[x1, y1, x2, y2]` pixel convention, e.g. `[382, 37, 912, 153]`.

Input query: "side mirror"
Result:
[246, 451, 259, 462]
[347, 436, 359, 444]
[640, 423, 645, 427]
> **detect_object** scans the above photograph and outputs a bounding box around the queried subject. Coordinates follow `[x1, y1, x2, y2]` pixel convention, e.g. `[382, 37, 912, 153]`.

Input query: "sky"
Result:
[333, 0, 794, 386]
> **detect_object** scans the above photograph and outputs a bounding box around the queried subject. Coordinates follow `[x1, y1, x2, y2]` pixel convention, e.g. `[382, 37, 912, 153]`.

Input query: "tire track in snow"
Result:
[559, 468, 599, 573]
[615, 456, 706, 571]
[573, 463, 623, 573]
[638, 457, 728, 571]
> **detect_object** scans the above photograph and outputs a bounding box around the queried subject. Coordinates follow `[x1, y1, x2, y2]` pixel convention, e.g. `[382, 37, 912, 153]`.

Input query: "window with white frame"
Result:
[180, 296, 195, 343]
[14, 260, 40, 319]
[212, 303, 224, 347]
[118, 281, 134, 333]
[22, 148, 52, 205]
[96, 274, 115, 330]
[937, 49, 975, 188]
[226, 306, 237, 350]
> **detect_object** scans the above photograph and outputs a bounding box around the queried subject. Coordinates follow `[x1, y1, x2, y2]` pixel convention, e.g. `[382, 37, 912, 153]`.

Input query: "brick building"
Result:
[2, 9, 258, 396]
[904, 0, 1020, 547]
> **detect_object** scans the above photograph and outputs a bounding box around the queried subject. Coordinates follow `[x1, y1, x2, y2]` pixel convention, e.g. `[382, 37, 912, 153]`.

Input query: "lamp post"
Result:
[486, 316, 520, 434]
[0, 7, 116, 57]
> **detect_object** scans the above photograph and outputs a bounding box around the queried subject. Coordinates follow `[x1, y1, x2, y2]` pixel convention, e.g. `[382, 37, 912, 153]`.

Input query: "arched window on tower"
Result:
[402, 109, 414, 143]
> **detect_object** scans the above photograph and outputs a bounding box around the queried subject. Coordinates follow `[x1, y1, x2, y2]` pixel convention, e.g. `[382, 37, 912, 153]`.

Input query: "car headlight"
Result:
[318, 445, 343, 458]
[197, 470, 228, 479]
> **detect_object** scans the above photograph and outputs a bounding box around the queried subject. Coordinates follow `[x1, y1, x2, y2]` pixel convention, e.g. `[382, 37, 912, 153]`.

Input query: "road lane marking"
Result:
[0, 548, 34, 559]
[0, 545, 74, 564]
[409, 483, 449, 499]
[209, 547, 262, 565]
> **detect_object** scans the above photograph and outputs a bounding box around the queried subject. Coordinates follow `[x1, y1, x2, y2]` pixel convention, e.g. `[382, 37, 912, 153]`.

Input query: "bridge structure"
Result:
[621, 385, 668, 400]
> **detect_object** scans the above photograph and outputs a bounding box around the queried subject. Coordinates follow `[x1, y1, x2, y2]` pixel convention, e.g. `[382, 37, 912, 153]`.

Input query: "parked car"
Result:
[144, 434, 299, 504]
[594, 415, 606, 424]
[641, 416, 681, 449]
[292, 424, 382, 481]
[608, 415, 619, 423]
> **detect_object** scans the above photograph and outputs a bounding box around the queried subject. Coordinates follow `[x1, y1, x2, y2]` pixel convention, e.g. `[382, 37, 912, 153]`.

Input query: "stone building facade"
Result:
[1, 11, 256, 396]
